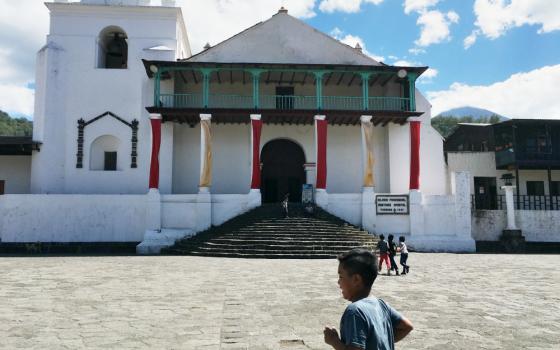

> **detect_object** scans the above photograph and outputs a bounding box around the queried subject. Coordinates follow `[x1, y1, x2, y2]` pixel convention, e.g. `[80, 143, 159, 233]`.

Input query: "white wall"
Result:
[0, 194, 146, 242]
[472, 210, 560, 242]
[0, 156, 31, 194]
[31, 3, 187, 194]
[172, 121, 388, 195]
[447, 152, 560, 195]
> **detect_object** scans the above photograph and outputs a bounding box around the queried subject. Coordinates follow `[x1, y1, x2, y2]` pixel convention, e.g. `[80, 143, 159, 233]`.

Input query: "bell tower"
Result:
[31, 0, 189, 194]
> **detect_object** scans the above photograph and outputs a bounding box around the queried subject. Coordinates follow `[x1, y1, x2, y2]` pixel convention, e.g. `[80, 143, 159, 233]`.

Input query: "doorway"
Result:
[474, 177, 497, 209]
[261, 139, 306, 203]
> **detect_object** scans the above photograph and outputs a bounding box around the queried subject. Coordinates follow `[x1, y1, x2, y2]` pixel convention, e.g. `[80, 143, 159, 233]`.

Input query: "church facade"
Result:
[0, 0, 475, 253]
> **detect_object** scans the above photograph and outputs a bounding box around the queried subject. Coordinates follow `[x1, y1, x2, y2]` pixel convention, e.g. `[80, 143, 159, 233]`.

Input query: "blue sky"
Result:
[0, 0, 559, 119]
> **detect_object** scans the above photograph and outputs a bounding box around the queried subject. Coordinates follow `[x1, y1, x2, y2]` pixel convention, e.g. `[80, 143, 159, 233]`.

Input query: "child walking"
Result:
[324, 248, 413, 349]
[377, 235, 391, 275]
[388, 235, 400, 276]
[398, 236, 410, 275]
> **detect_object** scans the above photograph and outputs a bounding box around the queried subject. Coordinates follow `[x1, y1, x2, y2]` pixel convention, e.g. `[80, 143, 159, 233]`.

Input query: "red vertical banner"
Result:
[149, 117, 162, 189]
[250, 118, 263, 189]
[409, 120, 421, 190]
[316, 118, 328, 189]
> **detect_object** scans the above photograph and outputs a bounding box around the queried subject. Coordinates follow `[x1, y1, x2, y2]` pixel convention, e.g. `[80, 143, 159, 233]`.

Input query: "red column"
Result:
[149, 114, 162, 189]
[315, 115, 328, 189]
[250, 116, 263, 189]
[409, 120, 421, 190]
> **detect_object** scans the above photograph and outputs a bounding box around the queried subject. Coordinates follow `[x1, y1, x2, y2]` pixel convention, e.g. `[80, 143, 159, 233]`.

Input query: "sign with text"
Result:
[302, 184, 314, 204]
[376, 195, 409, 215]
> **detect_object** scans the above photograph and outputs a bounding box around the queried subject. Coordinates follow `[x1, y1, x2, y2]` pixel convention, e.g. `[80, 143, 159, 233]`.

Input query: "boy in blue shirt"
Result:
[324, 248, 413, 350]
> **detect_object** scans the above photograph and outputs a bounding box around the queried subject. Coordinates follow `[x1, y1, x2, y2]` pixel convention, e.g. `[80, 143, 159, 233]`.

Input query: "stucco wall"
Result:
[172, 122, 389, 194]
[447, 152, 560, 195]
[472, 209, 560, 242]
[31, 4, 185, 194]
[0, 156, 31, 194]
[0, 194, 147, 242]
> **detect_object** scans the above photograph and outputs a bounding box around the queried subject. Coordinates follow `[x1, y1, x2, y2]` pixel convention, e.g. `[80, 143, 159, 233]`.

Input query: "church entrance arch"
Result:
[261, 139, 306, 203]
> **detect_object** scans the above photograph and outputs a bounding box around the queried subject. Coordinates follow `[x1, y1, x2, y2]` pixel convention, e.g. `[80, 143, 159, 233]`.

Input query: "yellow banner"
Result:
[363, 121, 375, 187]
[199, 119, 212, 187]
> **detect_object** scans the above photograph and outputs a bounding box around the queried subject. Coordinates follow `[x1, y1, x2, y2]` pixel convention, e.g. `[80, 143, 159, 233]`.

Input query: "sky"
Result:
[0, 0, 559, 119]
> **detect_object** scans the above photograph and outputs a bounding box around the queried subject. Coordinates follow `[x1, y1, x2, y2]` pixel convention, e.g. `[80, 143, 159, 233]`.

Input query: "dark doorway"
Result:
[261, 139, 306, 203]
[276, 86, 294, 110]
[474, 177, 497, 209]
[0, 180, 4, 195]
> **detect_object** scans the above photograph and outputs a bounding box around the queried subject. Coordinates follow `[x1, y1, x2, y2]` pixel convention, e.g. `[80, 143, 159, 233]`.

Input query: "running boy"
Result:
[324, 248, 413, 349]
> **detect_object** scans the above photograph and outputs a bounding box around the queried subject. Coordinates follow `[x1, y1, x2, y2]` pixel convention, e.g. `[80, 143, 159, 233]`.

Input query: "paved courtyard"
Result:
[1, 254, 559, 349]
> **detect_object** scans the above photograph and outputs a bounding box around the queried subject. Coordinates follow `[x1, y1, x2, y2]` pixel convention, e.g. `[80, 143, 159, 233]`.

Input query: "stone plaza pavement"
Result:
[1, 254, 559, 349]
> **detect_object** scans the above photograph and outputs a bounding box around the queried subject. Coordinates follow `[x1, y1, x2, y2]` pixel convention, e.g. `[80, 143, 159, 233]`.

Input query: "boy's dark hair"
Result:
[388, 234, 394, 241]
[399, 236, 405, 242]
[337, 248, 378, 289]
[379, 234, 385, 240]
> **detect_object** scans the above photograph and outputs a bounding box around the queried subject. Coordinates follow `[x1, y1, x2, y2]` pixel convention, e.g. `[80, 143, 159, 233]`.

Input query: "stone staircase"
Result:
[162, 204, 378, 258]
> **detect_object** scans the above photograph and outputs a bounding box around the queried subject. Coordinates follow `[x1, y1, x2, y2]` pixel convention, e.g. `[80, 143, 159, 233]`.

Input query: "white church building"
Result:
[0, 0, 476, 253]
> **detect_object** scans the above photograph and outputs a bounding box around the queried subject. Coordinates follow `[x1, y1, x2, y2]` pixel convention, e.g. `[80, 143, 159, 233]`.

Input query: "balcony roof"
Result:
[146, 107, 421, 126]
[0, 136, 41, 155]
[142, 59, 428, 79]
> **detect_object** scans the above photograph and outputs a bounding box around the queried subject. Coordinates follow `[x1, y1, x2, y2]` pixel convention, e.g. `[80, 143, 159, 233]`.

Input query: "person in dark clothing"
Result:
[281, 193, 289, 218]
[377, 235, 391, 275]
[387, 235, 400, 276]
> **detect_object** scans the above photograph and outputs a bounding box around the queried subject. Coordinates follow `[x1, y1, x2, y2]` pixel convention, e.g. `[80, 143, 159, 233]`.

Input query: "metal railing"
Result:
[158, 93, 411, 111]
[471, 194, 560, 210]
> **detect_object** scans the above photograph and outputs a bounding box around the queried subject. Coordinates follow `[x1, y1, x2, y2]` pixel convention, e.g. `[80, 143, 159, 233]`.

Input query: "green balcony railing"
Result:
[158, 93, 412, 111]
[369, 97, 410, 111]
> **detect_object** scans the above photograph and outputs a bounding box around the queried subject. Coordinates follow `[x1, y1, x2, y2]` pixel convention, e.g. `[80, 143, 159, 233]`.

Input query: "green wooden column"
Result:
[314, 71, 325, 110]
[361, 72, 371, 110]
[153, 69, 161, 107]
[201, 68, 213, 108]
[249, 69, 265, 109]
[408, 73, 417, 111]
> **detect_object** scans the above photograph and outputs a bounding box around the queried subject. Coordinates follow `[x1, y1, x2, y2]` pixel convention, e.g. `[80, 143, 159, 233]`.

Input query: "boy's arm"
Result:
[323, 327, 363, 350]
[394, 317, 414, 342]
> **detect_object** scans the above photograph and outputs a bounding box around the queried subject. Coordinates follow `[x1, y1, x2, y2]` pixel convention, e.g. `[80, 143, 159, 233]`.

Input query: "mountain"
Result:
[0, 110, 33, 136]
[436, 106, 509, 121]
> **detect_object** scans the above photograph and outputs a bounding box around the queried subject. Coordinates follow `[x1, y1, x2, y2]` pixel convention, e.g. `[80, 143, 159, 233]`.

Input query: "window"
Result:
[90, 135, 121, 171]
[0, 180, 4, 195]
[527, 181, 545, 196]
[97, 26, 128, 69]
[104, 152, 117, 171]
[550, 181, 560, 196]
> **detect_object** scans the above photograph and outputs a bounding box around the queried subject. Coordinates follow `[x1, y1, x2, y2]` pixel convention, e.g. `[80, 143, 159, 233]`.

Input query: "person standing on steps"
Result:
[282, 193, 290, 218]
[388, 235, 400, 276]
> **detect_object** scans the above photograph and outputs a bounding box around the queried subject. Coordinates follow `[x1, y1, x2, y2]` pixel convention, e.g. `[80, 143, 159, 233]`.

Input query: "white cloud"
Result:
[0, 83, 35, 117]
[319, 0, 383, 14]
[408, 47, 426, 55]
[330, 28, 385, 62]
[403, 0, 440, 14]
[427, 65, 560, 118]
[417, 67, 438, 84]
[463, 30, 479, 49]
[414, 10, 459, 47]
[464, 0, 560, 48]
[474, 0, 560, 39]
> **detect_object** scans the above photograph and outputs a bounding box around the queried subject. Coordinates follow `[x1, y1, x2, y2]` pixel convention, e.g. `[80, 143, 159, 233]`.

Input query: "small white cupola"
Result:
[354, 43, 363, 53]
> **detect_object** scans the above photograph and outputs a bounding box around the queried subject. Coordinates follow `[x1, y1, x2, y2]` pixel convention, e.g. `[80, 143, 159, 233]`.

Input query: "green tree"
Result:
[0, 110, 33, 136]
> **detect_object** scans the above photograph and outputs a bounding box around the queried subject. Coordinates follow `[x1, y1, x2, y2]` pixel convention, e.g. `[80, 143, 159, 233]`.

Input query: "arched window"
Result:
[97, 26, 128, 69]
[90, 135, 121, 171]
